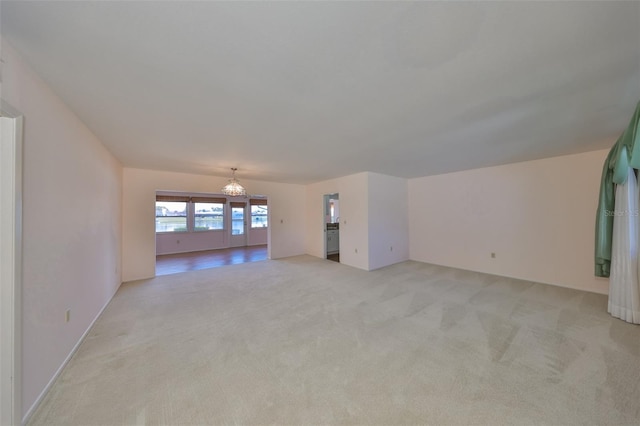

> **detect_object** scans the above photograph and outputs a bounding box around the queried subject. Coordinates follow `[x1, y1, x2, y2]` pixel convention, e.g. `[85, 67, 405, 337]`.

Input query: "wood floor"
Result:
[327, 253, 340, 262]
[156, 245, 268, 276]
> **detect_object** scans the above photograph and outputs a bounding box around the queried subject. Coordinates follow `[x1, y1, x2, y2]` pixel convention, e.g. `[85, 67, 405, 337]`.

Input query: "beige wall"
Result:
[368, 172, 410, 270]
[409, 149, 610, 294]
[122, 168, 306, 282]
[305, 172, 410, 271]
[1, 41, 123, 420]
[305, 172, 370, 270]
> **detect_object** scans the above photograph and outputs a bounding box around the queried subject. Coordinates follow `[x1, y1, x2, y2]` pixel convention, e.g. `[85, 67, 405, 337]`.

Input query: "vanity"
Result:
[326, 223, 340, 255]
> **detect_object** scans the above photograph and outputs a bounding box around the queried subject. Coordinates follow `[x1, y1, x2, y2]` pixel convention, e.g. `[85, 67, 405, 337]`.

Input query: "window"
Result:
[250, 200, 268, 228]
[156, 200, 188, 232]
[156, 195, 226, 233]
[194, 202, 224, 231]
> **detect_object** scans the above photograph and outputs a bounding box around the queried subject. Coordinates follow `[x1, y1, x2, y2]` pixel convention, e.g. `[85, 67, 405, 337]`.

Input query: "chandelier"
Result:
[221, 168, 247, 197]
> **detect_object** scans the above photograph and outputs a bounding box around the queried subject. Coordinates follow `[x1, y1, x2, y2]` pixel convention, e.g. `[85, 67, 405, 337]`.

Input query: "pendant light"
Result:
[221, 168, 246, 197]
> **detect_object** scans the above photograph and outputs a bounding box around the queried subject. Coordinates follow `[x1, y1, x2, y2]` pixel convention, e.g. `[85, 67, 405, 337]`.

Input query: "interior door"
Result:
[229, 202, 247, 247]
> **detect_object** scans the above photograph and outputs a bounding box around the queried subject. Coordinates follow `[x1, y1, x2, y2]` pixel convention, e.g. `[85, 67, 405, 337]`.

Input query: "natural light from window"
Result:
[155, 201, 188, 232]
[194, 202, 224, 231]
[251, 205, 268, 228]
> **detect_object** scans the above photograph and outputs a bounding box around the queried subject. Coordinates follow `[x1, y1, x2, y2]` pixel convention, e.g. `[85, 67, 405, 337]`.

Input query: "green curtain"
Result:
[595, 101, 640, 277]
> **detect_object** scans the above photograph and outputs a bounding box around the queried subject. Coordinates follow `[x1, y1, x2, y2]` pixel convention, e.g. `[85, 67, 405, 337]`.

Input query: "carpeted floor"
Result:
[28, 256, 640, 425]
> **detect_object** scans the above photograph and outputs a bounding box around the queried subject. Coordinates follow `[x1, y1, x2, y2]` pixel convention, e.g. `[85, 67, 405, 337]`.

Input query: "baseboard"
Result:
[21, 282, 122, 425]
[407, 257, 608, 295]
[157, 243, 268, 256]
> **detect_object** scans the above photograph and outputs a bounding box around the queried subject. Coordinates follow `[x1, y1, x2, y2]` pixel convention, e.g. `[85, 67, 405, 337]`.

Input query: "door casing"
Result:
[0, 101, 24, 426]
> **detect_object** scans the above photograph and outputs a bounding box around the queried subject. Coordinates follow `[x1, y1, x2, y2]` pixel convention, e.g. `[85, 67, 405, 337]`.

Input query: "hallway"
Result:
[155, 245, 268, 276]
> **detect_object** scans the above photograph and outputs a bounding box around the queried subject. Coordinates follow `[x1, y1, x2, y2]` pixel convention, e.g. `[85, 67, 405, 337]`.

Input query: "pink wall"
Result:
[156, 231, 227, 255]
[2, 41, 123, 421]
[248, 227, 268, 246]
[409, 149, 610, 294]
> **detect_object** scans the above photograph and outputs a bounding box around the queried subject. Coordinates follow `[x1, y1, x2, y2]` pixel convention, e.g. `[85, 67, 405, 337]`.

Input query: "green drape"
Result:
[595, 101, 640, 277]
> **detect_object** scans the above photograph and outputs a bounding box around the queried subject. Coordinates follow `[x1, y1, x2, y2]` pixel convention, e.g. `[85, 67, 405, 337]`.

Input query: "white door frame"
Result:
[323, 193, 339, 259]
[1, 101, 23, 426]
[323, 194, 330, 258]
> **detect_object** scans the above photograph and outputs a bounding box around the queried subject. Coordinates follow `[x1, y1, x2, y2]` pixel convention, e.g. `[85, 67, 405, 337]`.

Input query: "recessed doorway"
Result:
[324, 193, 340, 263]
[155, 193, 269, 275]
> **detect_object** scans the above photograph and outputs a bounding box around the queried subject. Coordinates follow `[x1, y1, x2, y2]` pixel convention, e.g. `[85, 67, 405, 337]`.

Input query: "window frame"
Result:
[155, 199, 190, 234]
[250, 200, 268, 229]
[155, 195, 228, 234]
[193, 201, 226, 232]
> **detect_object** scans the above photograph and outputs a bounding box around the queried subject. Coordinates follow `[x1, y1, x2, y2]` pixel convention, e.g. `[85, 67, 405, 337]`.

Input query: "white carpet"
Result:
[28, 256, 640, 425]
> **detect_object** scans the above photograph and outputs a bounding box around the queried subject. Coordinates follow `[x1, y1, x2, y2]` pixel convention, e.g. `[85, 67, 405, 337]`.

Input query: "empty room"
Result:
[1, 1, 640, 425]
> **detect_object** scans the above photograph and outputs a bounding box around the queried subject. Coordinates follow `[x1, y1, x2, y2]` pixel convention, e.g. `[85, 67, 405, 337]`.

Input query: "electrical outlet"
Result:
[355, 248, 358, 253]
[390, 246, 393, 252]
[491, 252, 496, 258]
[65, 309, 71, 323]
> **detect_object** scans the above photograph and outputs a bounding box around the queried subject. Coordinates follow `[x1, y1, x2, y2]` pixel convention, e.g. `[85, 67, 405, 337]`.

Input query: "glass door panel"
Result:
[230, 203, 247, 247]
[231, 206, 245, 235]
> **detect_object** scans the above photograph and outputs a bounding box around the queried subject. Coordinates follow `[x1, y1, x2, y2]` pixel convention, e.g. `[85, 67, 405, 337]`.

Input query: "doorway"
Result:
[155, 194, 269, 275]
[229, 201, 247, 247]
[324, 193, 340, 263]
[0, 104, 23, 426]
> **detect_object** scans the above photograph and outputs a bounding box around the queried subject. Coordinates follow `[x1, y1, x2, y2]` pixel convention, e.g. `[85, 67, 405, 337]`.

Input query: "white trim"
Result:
[0, 108, 23, 426]
[0, 100, 21, 118]
[21, 290, 119, 425]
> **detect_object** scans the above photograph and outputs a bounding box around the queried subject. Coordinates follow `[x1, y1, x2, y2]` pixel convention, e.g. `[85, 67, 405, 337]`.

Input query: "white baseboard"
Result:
[21, 282, 122, 425]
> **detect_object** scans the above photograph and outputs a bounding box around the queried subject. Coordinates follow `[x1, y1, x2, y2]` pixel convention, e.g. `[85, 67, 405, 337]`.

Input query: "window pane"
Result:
[194, 202, 224, 231]
[156, 201, 188, 232]
[251, 205, 268, 228]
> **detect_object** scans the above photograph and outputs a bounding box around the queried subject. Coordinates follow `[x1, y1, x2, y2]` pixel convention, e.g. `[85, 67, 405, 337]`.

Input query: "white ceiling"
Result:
[2, 1, 639, 184]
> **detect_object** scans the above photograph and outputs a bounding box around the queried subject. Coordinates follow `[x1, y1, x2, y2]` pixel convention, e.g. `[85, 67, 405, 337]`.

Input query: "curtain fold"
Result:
[608, 166, 640, 324]
[595, 100, 640, 277]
